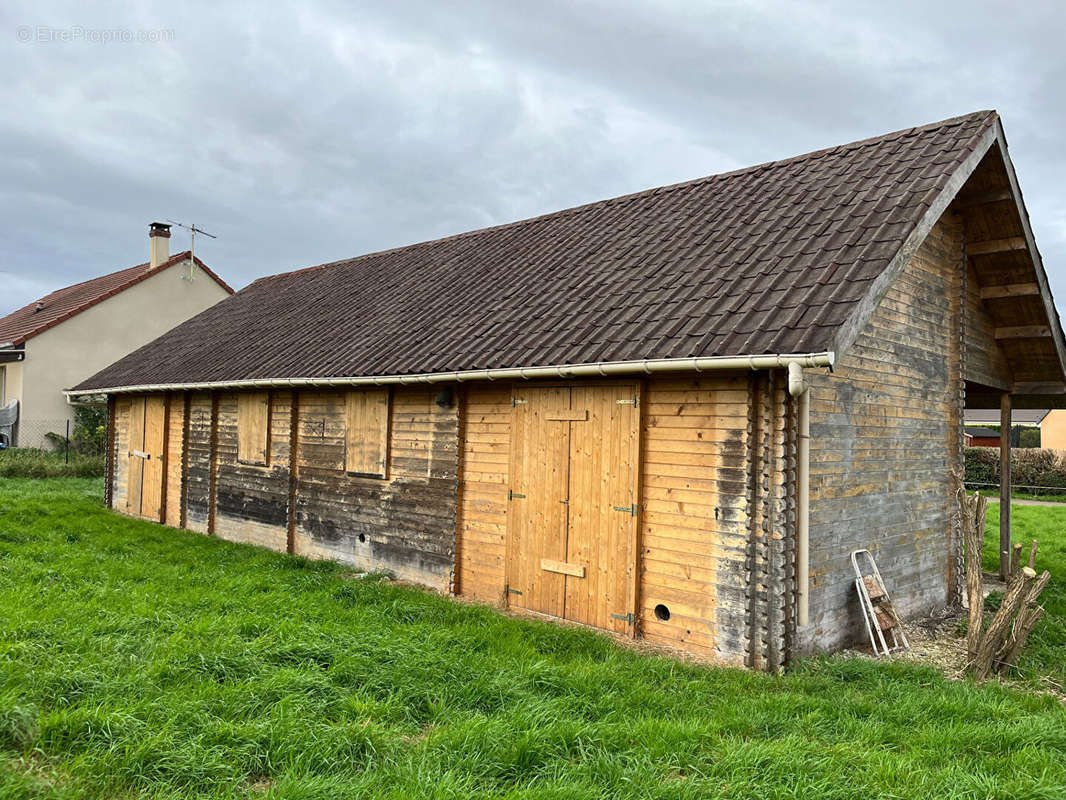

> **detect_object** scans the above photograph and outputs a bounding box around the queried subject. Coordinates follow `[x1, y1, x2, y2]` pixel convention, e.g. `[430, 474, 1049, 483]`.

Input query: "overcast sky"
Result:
[2, 0, 1064, 317]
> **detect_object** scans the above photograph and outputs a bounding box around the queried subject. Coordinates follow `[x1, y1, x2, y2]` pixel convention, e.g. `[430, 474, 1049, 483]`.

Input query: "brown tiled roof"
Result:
[0, 252, 233, 347]
[75, 111, 997, 392]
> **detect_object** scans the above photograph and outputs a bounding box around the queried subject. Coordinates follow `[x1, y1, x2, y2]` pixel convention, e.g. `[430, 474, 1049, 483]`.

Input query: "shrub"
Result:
[964, 446, 1066, 495]
[39, 406, 108, 457]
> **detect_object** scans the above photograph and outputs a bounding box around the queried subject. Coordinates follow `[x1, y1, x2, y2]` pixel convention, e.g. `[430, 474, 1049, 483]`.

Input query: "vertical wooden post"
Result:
[286, 391, 300, 555]
[104, 395, 116, 508]
[999, 393, 1012, 580]
[207, 393, 220, 537]
[159, 393, 171, 524]
[180, 392, 190, 529]
[628, 379, 647, 639]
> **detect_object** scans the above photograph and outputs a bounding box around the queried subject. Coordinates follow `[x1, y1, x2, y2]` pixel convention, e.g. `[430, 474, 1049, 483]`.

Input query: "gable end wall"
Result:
[802, 212, 966, 652]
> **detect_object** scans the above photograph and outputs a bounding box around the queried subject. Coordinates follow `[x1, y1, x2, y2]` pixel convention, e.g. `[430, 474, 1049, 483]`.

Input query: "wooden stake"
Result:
[1027, 539, 1038, 571]
[1012, 542, 1024, 576]
[964, 493, 986, 663]
[999, 393, 1012, 581]
[973, 566, 1036, 681]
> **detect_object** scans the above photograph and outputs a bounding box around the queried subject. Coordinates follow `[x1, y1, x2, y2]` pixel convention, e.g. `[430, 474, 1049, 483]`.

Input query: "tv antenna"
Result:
[166, 220, 217, 280]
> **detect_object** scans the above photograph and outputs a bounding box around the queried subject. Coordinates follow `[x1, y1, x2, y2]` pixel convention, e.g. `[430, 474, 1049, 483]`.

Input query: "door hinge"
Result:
[612, 504, 637, 516]
[616, 397, 638, 406]
[512, 397, 528, 407]
[506, 586, 523, 596]
[508, 489, 526, 501]
[611, 612, 635, 625]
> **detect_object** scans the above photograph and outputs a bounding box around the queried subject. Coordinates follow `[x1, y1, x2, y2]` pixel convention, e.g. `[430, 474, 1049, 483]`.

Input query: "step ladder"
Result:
[851, 549, 910, 658]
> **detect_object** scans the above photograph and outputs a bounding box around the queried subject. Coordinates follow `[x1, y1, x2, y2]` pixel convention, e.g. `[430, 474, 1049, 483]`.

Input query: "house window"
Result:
[345, 388, 389, 477]
[237, 392, 270, 466]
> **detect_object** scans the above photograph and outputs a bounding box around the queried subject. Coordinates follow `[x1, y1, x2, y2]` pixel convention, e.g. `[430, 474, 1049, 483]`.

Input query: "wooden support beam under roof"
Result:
[968, 236, 1028, 256]
[953, 188, 1013, 209]
[994, 325, 1052, 339]
[1013, 381, 1066, 394]
[979, 282, 1040, 300]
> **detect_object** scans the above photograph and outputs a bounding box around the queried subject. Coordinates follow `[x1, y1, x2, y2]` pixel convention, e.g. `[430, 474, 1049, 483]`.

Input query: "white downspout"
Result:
[788, 361, 810, 628]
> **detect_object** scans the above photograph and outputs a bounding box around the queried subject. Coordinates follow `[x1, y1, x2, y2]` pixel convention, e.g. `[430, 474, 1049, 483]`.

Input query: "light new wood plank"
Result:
[345, 388, 389, 476]
[237, 392, 270, 466]
[541, 558, 585, 578]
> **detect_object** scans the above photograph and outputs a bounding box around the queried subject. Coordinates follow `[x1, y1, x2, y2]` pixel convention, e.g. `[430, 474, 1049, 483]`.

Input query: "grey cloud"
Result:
[1, 0, 1064, 317]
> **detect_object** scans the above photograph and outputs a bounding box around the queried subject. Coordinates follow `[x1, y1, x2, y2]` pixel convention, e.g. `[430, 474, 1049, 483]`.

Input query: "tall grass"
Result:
[0, 448, 104, 479]
[0, 479, 1064, 798]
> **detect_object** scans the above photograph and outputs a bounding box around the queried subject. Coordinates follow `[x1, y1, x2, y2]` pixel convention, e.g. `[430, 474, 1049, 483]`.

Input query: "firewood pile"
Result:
[960, 492, 1050, 681]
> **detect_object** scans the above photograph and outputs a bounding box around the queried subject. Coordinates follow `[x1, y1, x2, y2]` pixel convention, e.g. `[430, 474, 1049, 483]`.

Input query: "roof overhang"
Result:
[833, 118, 1066, 410]
[65, 350, 835, 398]
[0, 348, 25, 363]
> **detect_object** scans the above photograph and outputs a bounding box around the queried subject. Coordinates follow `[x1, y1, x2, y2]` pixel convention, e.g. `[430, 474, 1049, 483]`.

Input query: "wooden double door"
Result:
[506, 384, 639, 634]
[125, 395, 167, 521]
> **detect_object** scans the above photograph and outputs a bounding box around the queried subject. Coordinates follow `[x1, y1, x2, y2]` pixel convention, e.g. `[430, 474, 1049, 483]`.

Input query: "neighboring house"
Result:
[1040, 410, 1066, 449]
[964, 426, 1001, 447]
[0, 224, 232, 447]
[71, 111, 1066, 669]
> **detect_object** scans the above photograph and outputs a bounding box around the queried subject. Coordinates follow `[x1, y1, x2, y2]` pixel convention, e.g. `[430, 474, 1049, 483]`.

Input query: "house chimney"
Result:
[149, 222, 171, 268]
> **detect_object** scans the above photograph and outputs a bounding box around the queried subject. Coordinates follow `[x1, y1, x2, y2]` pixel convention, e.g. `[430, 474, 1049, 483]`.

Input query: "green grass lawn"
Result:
[1, 479, 1065, 799]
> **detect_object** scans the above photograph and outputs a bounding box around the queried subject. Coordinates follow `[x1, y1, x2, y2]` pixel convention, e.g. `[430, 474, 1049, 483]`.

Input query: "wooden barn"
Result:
[70, 111, 1066, 669]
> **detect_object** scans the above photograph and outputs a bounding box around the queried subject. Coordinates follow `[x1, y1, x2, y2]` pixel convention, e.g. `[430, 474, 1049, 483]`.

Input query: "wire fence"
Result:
[4, 418, 74, 453]
[964, 480, 1066, 498]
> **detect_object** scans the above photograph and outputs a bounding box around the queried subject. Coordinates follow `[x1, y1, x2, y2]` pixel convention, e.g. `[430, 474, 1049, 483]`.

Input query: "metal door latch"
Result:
[612, 504, 637, 516]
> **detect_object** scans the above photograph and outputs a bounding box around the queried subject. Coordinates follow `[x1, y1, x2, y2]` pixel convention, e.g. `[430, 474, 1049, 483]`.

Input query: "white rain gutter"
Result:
[787, 361, 811, 628]
[65, 351, 834, 398]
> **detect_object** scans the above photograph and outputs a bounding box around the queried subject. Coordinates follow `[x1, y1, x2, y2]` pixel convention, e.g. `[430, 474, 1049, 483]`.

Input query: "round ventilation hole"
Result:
[654, 604, 671, 622]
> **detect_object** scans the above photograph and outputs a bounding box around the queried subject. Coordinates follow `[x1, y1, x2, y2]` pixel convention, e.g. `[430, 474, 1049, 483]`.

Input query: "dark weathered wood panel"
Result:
[184, 392, 214, 534]
[292, 387, 459, 589]
[213, 392, 291, 551]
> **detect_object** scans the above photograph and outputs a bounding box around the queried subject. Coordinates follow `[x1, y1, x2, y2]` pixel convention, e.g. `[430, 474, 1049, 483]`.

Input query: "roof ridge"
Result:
[251, 109, 997, 286]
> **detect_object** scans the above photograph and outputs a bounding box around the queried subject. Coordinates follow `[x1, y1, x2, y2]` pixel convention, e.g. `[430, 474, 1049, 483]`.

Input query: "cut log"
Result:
[973, 566, 1036, 681]
[995, 569, 1050, 671]
[1012, 542, 1024, 576]
[997, 606, 1045, 674]
[963, 492, 986, 662]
